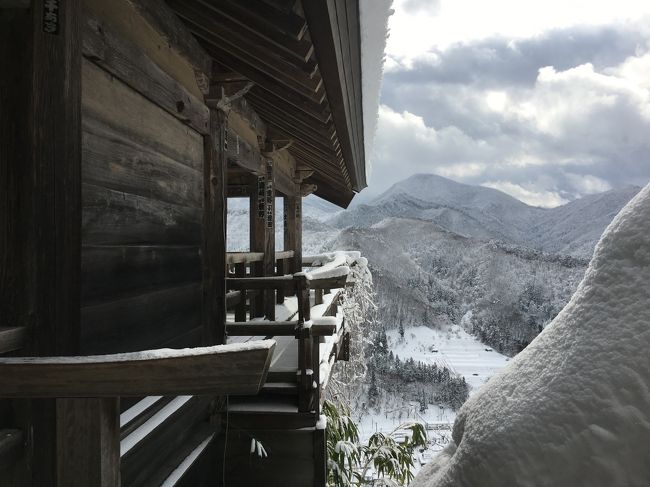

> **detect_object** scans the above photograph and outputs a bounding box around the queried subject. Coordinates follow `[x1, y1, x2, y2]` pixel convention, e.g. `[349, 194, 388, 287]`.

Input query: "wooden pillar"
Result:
[284, 195, 303, 275]
[203, 106, 227, 345]
[250, 161, 276, 319]
[234, 263, 247, 322]
[0, 2, 119, 485]
[56, 398, 120, 487]
[250, 177, 265, 317]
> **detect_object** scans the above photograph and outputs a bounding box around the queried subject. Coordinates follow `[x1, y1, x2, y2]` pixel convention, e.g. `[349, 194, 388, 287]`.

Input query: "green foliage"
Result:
[324, 400, 428, 487]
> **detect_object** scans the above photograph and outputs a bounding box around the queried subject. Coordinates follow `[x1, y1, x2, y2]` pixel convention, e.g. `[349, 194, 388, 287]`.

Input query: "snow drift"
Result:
[412, 183, 650, 487]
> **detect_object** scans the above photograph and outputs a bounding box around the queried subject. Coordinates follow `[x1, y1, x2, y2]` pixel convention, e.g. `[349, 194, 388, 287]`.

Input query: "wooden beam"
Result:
[0, 327, 27, 354]
[227, 184, 252, 198]
[81, 11, 210, 135]
[302, 0, 365, 191]
[189, 0, 313, 60]
[203, 105, 228, 345]
[246, 86, 331, 129]
[226, 126, 264, 174]
[226, 275, 294, 291]
[201, 41, 327, 118]
[0, 342, 276, 397]
[227, 322, 336, 337]
[168, 0, 317, 84]
[272, 163, 298, 196]
[226, 252, 264, 265]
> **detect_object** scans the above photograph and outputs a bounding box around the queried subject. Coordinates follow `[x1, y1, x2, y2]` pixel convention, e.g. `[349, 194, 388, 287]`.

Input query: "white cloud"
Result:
[368, 17, 650, 205]
[482, 181, 569, 207]
[388, 0, 650, 62]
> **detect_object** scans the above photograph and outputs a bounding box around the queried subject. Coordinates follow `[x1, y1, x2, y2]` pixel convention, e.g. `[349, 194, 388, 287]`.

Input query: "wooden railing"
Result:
[226, 251, 296, 320]
[225, 253, 354, 412]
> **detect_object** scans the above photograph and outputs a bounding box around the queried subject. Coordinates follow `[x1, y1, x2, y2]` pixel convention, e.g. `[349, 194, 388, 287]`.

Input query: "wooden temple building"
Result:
[0, 0, 388, 485]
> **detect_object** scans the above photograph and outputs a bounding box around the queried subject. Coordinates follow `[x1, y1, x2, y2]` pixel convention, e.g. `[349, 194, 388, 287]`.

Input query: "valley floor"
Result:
[354, 326, 510, 475]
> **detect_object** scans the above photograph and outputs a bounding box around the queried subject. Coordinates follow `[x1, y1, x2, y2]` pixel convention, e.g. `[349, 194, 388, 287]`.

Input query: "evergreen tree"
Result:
[368, 370, 379, 407]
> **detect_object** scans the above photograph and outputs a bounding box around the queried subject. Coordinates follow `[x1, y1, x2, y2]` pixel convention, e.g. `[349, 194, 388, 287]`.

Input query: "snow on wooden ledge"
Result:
[0, 340, 277, 398]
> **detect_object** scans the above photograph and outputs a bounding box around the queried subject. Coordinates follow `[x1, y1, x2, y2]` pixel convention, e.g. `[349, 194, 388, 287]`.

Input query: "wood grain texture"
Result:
[82, 183, 201, 246]
[80, 282, 202, 354]
[56, 398, 120, 487]
[81, 245, 201, 305]
[83, 116, 203, 209]
[82, 12, 209, 135]
[126, 0, 212, 77]
[202, 107, 228, 346]
[0, 342, 275, 397]
[82, 58, 203, 172]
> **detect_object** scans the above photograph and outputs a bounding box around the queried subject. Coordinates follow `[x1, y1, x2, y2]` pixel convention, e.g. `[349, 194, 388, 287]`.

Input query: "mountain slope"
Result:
[331, 174, 639, 259]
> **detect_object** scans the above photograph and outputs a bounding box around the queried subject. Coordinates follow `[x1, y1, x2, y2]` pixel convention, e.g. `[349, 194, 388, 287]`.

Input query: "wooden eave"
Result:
[167, 0, 365, 208]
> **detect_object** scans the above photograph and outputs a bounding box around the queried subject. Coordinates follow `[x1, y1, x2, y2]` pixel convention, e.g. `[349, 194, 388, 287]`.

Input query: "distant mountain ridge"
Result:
[331, 174, 640, 259]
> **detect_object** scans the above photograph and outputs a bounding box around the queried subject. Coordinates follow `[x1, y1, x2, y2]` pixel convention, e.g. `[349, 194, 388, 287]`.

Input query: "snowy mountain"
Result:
[322, 216, 587, 354]
[331, 174, 639, 259]
[311, 174, 637, 353]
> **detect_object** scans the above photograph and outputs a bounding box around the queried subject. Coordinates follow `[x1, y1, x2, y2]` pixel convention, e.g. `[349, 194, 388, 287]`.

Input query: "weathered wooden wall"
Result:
[79, 0, 207, 355]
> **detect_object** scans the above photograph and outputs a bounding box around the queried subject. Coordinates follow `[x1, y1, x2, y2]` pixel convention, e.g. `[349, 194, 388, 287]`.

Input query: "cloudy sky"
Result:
[365, 0, 650, 207]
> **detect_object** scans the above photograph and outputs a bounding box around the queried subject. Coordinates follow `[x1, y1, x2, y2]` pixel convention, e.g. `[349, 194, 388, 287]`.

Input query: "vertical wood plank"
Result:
[203, 107, 227, 345]
[56, 398, 120, 487]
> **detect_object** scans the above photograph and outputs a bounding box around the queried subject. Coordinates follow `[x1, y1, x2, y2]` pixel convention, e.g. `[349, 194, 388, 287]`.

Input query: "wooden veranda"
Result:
[0, 0, 372, 485]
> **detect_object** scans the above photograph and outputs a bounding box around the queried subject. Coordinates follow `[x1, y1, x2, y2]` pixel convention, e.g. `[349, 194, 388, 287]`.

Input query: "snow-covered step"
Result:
[120, 395, 214, 486]
[261, 382, 299, 395]
[0, 429, 24, 469]
[159, 428, 215, 487]
[0, 327, 26, 354]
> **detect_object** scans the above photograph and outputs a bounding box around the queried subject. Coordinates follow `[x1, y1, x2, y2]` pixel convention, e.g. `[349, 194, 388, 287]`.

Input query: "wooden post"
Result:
[295, 274, 312, 412]
[276, 258, 285, 304]
[234, 262, 247, 322]
[0, 2, 119, 485]
[203, 105, 227, 346]
[284, 195, 302, 276]
[56, 398, 120, 487]
[263, 160, 276, 320]
[250, 177, 265, 318]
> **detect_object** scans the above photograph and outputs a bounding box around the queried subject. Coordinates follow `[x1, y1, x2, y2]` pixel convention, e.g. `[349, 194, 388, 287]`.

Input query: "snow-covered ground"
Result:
[355, 325, 510, 471]
[387, 325, 510, 392]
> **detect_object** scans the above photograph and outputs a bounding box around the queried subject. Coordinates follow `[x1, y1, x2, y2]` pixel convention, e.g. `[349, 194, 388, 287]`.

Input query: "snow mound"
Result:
[413, 183, 650, 487]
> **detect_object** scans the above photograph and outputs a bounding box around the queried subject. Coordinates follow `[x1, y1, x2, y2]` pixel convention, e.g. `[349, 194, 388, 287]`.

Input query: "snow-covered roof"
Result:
[412, 182, 650, 486]
[360, 0, 393, 177]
